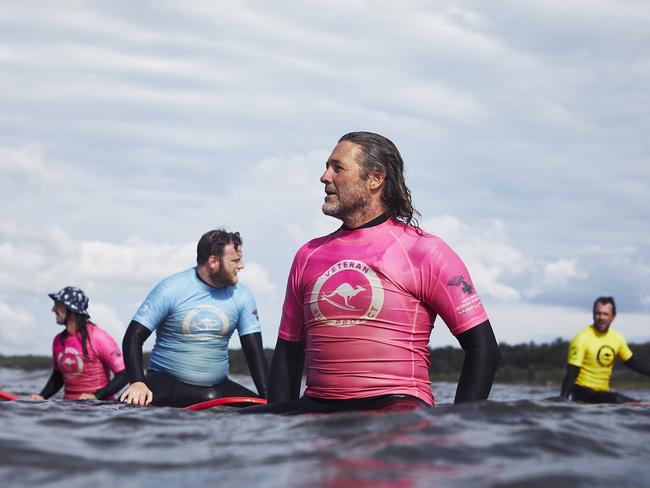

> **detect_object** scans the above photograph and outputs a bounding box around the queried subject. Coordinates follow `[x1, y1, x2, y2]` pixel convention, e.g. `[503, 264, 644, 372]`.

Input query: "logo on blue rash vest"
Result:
[597, 346, 616, 367]
[310, 259, 384, 328]
[181, 305, 229, 339]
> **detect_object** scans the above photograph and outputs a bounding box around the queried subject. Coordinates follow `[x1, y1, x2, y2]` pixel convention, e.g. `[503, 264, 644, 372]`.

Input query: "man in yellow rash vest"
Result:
[560, 296, 650, 404]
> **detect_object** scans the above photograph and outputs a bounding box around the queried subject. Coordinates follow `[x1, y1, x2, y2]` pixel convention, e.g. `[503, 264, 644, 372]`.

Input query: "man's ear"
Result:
[207, 254, 220, 272]
[367, 171, 385, 191]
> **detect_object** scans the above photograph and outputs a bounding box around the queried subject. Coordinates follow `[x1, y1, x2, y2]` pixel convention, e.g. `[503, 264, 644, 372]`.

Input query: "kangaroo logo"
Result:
[322, 283, 366, 310]
[57, 347, 84, 378]
[311, 259, 384, 327]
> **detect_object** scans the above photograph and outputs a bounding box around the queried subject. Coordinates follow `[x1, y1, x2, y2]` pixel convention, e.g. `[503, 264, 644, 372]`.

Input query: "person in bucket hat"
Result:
[48, 286, 90, 317]
[29, 286, 128, 401]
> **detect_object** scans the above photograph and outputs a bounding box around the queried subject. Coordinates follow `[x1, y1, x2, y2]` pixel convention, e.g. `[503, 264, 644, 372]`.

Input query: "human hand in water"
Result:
[28, 394, 45, 400]
[79, 393, 97, 400]
[120, 381, 153, 406]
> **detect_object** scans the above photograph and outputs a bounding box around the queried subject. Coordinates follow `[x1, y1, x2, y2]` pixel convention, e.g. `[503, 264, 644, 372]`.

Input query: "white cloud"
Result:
[0, 302, 45, 354]
[422, 215, 527, 301]
[0, 226, 196, 293]
[88, 301, 126, 346]
[239, 261, 277, 296]
[541, 258, 587, 287]
[0, 145, 55, 181]
[77, 239, 195, 286]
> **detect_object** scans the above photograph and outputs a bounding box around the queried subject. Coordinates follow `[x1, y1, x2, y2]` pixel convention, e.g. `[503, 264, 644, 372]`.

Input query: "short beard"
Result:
[594, 322, 610, 333]
[322, 181, 371, 221]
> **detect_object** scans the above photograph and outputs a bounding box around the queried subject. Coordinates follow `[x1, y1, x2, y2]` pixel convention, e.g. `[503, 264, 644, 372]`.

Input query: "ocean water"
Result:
[1, 368, 649, 488]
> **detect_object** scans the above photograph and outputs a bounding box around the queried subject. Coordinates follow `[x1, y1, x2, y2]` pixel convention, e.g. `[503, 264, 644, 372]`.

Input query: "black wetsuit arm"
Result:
[122, 320, 152, 384]
[240, 332, 269, 398]
[560, 364, 580, 398]
[454, 320, 500, 403]
[624, 355, 650, 376]
[40, 370, 64, 399]
[268, 338, 305, 403]
[94, 370, 129, 400]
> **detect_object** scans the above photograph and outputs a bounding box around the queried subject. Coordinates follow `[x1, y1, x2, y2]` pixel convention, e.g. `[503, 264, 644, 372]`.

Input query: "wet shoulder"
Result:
[231, 282, 253, 300]
[574, 325, 596, 342]
[296, 232, 340, 260]
[389, 221, 452, 257]
[607, 328, 626, 344]
[151, 267, 197, 296]
[86, 323, 113, 342]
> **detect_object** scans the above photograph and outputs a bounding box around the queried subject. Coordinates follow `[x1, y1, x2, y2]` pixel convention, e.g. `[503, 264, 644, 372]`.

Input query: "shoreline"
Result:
[2, 339, 649, 388]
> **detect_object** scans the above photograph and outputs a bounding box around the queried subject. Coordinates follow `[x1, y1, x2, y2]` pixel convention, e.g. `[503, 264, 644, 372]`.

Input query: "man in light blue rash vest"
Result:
[120, 229, 269, 407]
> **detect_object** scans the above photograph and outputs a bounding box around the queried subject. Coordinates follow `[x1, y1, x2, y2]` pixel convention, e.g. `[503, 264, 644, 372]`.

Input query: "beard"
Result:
[594, 321, 611, 333]
[209, 265, 237, 287]
[322, 179, 372, 221]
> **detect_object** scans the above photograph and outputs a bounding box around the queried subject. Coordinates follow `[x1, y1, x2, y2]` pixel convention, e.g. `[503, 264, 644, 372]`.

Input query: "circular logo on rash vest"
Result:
[310, 259, 384, 328]
[57, 347, 84, 378]
[597, 346, 616, 367]
[182, 305, 229, 340]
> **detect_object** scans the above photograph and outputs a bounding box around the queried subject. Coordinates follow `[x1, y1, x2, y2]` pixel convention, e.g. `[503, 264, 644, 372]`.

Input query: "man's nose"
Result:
[320, 168, 331, 184]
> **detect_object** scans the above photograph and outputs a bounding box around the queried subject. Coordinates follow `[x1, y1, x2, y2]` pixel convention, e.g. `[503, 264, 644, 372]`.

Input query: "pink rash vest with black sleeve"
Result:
[52, 323, 126, 400]
[278, 218, 489, 406]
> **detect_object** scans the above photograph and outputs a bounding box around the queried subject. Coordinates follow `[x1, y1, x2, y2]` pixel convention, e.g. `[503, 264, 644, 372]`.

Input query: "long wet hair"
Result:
[338, 131, 421, 229]
[59, 312, 92, 357]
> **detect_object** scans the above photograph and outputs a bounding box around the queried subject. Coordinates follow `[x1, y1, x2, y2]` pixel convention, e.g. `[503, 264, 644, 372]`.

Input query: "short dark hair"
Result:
[338, 131, 420, 229]
[196, 229, 242, 265]
[593, 296, 616, 316]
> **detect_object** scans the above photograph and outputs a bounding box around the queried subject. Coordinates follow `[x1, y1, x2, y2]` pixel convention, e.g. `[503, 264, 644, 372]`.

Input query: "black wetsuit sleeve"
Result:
[240, 332, 269, 398]
[560, 364, 580, 398]
[94, 370, 129, 400]
[268, 337, 305, 403]
[624, 355, 650, 376]
[122, 320, 152, 384]
[454, 320, 500, 403]
[40, 370, 64, 399]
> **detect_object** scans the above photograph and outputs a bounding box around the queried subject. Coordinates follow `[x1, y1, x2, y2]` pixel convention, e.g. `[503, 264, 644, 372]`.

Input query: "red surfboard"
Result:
[184, 396, 267, 411]
[0, 390, 20, 401]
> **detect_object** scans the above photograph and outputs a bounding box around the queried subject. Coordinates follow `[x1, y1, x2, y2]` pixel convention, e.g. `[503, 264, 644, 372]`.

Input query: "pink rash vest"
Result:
[278, 219, 489, 405]
[51, 323, 125, 400]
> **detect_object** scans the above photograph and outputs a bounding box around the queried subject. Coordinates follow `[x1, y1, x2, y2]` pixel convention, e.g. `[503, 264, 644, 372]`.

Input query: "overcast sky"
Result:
[1, 0, 649, 355]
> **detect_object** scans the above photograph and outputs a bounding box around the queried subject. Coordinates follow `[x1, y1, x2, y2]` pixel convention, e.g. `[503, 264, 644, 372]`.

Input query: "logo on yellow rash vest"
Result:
[311, 259, 384, 328]
[182, 305, 229, 339]
[57, 347, 84, 378]
[597, 346, 616, 367]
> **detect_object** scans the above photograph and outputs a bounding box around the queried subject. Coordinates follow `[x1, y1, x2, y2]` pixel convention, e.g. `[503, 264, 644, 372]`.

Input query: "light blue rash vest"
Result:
[132, 267, 262, 386]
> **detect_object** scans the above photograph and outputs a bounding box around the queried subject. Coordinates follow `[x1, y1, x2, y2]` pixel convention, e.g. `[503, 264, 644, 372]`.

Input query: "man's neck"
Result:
[196, 265, 224, 289]
[342, 212, 389, 230]
[65, 320, 78, 334]
[341, 205, 387, 230]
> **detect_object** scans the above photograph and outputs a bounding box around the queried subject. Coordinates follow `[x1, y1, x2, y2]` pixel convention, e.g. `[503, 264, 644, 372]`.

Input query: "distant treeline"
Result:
[2, 339, 649, 387]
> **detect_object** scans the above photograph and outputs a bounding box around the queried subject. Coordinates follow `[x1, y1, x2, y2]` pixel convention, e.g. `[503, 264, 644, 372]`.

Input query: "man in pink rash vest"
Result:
[243, 131, 500, 415]
[29, 287, 128, 401]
